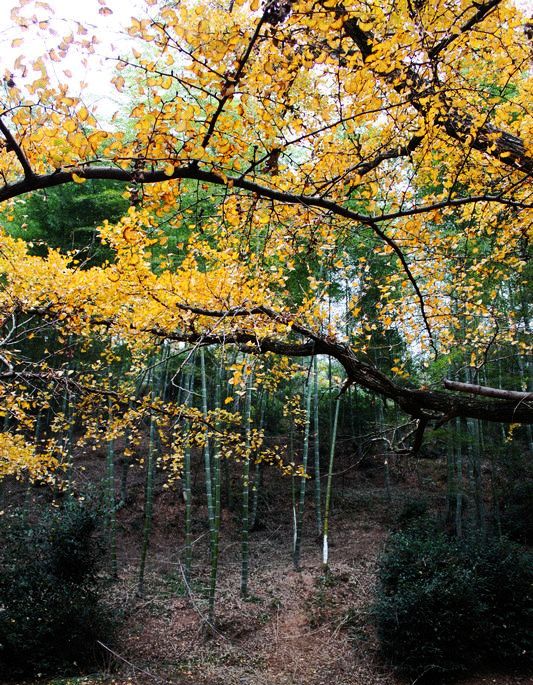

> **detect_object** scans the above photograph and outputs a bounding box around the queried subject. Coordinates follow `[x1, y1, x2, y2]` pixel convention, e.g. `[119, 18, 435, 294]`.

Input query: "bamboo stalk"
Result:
[293, 371, 313, 570]
[138, 348, 169, 594]
[455, 416, 463, 539]
[183, 363, 194, 584]
[200, 348, 215, 554]
[322, 396, 340, 573]
[106, 422, 118, 578]
[313, 356, 322, 535]
[240, 370, 253, 598]
[208, 368, 222, 624]
[118, 427, 130, 509]
[138, 410, 156, 595]
[250, 392, 265, 531]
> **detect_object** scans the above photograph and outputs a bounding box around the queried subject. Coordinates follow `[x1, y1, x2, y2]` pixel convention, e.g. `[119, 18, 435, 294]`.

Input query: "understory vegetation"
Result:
[0, 501, 113, 677]
[374, 515, 532, 677]
[1, 403, 531, 683]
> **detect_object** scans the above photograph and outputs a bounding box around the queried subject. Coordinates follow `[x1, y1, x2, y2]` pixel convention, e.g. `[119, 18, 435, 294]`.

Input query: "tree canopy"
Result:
[0, 0, 531, 467]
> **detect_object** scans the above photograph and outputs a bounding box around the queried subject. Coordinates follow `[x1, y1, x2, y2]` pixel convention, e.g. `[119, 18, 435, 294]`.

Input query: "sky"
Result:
[0, 0, 531, 119]
[0, 0, 147, 120]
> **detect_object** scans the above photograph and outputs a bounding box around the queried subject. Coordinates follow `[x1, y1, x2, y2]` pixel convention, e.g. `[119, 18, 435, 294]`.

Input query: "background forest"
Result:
[0, 0, 531, 683]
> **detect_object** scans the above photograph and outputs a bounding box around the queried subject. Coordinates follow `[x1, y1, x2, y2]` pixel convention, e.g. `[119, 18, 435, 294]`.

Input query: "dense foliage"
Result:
[0, 0, 530, 477]
[374, 521, 533, 677]
[0, 501, 113, 677]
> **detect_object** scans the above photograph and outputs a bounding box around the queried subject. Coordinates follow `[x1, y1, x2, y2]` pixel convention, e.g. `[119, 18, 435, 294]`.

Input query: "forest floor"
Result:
[5, 452, 532, 685]
[106, 485, 395, 685]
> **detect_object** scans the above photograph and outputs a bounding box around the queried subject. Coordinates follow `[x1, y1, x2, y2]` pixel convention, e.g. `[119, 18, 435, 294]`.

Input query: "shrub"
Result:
[395, 496, 430, 529]
[0, 500, 114, 677]
[373, 521, 532, 678]
[500, 480, 533, 545]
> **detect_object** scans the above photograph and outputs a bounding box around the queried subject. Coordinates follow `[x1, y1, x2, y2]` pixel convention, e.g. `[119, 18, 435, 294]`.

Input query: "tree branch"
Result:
[428, 0, 502, 59]
[341, 10, 533, 177]
[6, 301, 533, 424]
[0, 164, 526, 218]
[0, 116, 34, 179]
[443, 378, 533, 402]
[144, 310, 533, 424]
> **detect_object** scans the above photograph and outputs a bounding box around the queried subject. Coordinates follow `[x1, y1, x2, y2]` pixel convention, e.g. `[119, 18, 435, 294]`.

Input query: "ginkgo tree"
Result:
[0, 0, 531, 480]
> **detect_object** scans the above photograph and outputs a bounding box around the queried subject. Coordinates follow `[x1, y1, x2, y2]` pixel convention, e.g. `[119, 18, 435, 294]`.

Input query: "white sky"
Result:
[0, 0, 147, 120]
[0, 0, 531, 120]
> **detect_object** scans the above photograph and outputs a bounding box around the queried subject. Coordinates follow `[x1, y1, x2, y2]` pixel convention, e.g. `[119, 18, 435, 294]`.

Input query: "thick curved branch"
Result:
[147, 328, 317, 358]
[0, 164, 527, 216]
[182, 332, 532, 423]
[144, 308, 533, 424]
[6, 301, 532, 424]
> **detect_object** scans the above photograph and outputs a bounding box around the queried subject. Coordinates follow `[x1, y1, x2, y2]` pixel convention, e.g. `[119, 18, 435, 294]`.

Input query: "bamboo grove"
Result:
[0, 0, 531, 608]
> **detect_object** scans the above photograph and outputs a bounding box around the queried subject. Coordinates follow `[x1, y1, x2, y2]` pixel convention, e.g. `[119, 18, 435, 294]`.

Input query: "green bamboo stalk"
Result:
[471, 419, 486, 534]
[240, 370, 253, 598]
[225, 358, 240, 510]
[118, 427, 131, 509]
[465, 370, 485, 534]
[138, 410, 157, 595]
[328, 297, 333, 431]
[250, 393, 265, 531]
[159, 341, 171, 400]
[289, 410, 297, 561]
[208, 369, 222, 624]
[106, 406, 118, 578]
[250, 459, 262, 531]
[138, 347, 171, 595]
[444, 429, 455, 527]
[183, 363, 194, 584]
[293, 372, 313, 570]
[322, 396, 340, 573]
[200, 348, 215, 551]
[313, 356, 322, 535]
[455, 416, 463, 539]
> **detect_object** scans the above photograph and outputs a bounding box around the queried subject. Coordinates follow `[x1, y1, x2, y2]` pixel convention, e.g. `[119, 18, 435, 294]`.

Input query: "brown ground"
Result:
[98, 496, 390, 685]
[4, 449, 532, 685]
[108, 500, 394, 685]
[93, 479, 530, 685]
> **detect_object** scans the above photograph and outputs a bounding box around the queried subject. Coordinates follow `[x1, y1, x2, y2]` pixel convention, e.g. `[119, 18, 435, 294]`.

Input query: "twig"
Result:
[177, 559, 227, 640]
[96, 640, 169, 683]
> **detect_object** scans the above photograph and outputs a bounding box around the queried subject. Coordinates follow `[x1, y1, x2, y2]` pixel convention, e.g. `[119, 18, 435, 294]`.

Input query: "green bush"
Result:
[373, 521, 532, 678]
[500, 480, 533, 545]
[0, 500, 114, 677]
[395, 496, 430, 529]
